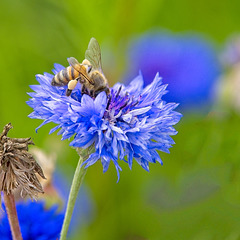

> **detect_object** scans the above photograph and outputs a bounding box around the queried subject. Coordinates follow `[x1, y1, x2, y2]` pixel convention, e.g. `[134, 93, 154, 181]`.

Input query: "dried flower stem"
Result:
[60, 147, 90, 240]
[3, 192, 23, 240]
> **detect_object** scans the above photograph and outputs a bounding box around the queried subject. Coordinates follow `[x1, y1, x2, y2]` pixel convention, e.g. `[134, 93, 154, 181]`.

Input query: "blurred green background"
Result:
[1, 0, 240, 239]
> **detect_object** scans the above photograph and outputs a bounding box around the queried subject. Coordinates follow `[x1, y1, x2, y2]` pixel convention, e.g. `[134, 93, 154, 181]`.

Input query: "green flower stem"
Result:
[3, 192, 23, 240]
[60, 147, 90, 240]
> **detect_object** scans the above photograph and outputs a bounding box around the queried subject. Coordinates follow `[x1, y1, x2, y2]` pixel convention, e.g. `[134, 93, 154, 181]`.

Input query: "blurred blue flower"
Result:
[124, 31, 221, 110]
[0, 201, 64, 240]
[27, 64, 182, 180]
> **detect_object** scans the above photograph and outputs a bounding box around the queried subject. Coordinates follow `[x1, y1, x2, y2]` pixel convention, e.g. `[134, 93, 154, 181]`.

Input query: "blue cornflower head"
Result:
[27, 63, 182, 180]
[124, 31, 222, 110]
[0, 201, 64, 240]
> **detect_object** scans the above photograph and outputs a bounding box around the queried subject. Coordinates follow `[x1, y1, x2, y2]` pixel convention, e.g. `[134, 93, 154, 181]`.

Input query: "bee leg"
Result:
[81, 85, 86, 94]
[90, 90, 94, 97]
[81, 85, 89, 95]
[66, 79, 78, 96]
[66, 89, 72, 96]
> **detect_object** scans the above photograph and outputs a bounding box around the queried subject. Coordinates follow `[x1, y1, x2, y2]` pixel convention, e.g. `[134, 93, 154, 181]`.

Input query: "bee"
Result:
[51, 57, 93, 97]
[51, 38, 110, 97]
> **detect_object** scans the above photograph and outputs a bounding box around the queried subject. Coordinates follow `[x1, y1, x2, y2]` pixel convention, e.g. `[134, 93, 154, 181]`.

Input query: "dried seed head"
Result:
[0, 123, 46, 200]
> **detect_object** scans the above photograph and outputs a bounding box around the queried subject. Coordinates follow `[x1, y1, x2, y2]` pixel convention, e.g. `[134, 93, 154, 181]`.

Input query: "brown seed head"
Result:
[0, 123, 46, 199]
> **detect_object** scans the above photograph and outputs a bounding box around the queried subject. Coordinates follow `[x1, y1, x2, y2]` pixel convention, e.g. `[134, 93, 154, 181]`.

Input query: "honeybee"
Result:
[51, 38, 109, 97]
[51, 57, 93, 96]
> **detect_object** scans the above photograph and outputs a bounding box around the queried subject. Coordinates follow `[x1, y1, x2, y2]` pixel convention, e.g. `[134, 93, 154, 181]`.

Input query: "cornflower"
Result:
[0, 201, 64, 240]
[27, 38, 182, 239]
[124, 30, 221, 110]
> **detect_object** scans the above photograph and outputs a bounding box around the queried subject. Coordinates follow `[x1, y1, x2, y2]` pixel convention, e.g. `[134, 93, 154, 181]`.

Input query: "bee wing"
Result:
[67, 57, 82, 72]
[85, 38, 103, 73]
[67, 57, 94, 85]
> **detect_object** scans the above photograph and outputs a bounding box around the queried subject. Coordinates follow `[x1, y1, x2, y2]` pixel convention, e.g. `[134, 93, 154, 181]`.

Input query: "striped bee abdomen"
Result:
[51, 66, 80, 86]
